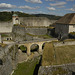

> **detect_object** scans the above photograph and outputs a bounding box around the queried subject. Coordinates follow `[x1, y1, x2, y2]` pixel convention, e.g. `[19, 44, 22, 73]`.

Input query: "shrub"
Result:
[19, 45, 27, 52]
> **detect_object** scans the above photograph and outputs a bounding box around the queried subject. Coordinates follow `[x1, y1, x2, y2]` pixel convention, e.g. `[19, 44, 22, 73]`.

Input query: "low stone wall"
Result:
[0, 22, 13, 33]
[26, 28, 47, 35]
[54, 41, 75, 47]
[38, 63, 75, 75]
[0, 44, 18, 75]
[12, 26, 26, 41]
[12, 26, 48, 41]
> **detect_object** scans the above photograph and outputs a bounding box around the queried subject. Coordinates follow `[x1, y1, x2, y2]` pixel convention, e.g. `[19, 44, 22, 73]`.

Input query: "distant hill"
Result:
[32, 14, 62, 20]
[0, 11, 62, 21]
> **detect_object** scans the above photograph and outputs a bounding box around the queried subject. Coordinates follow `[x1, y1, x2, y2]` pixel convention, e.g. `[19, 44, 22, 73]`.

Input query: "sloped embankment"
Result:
[39, 42, 75, 75]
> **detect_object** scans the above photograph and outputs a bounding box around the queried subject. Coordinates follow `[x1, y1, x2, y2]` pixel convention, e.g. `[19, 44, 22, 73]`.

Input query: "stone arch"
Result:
[0, 59, 3, 65]
[30, 44, 39, 52]
[18, 45, 27, 53]
[42, 42, 46, 50]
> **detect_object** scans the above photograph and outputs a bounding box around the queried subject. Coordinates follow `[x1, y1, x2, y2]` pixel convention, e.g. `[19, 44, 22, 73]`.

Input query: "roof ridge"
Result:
[69, 14, 75, 24]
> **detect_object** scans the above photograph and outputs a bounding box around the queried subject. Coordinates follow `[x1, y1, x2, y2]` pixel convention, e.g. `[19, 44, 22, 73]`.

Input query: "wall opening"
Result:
[72, 72, 75, 75]
[19, 45, 27, 53]
[42, 42, 46, 50]
[0, 59, 3, 65]
[30, 44, 39, 52]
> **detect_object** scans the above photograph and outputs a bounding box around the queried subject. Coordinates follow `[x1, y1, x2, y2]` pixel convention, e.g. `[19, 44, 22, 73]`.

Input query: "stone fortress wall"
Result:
[19, 17, 56, 27]
[0, 22, 13, 33]
[12, 26, 48, 41]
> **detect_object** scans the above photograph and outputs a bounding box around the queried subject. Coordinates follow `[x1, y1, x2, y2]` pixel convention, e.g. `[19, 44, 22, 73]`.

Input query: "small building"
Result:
[0, 22, 13, 43]
[54, 13, 75, 39]
[12, 14, 20, 25]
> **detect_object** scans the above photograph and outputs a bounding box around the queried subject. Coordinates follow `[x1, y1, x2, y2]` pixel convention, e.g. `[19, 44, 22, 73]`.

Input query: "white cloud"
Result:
[50, 2, 66, 6]
[25, 0, 42, 3]
[66, 8, 75, 11]
[19, 5, 40, 10]
[66, 0, 74, 1]
[0, 3, 16, 9]
[45, 0, 60, 2]
[47, 7, 56, 10]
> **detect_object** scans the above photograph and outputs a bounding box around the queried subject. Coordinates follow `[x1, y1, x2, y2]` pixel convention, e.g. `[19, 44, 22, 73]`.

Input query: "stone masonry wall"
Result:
[12, 26, 48, 41]
[19, 17, 55, 27]
[0, 22, 13, 33]
[38, 63, 75, 75]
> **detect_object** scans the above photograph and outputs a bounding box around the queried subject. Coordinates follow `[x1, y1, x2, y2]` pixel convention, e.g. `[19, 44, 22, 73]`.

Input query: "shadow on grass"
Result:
[33, 55, 42, 75]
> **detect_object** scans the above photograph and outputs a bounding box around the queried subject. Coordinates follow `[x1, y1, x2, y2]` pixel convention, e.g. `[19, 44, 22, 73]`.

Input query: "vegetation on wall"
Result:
[19, 45, 27, 52]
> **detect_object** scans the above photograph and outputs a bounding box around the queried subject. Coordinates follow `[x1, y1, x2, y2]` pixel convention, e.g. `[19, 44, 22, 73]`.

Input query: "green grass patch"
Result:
[1, 34, 9, 37]
[42, 42, 75, 66]
[42, 42, 55, 66]
[26, 33, 52, 39]
[70, 32, 75, 35]
[19, 45, 27, 52]
[13, 58, 39, 75]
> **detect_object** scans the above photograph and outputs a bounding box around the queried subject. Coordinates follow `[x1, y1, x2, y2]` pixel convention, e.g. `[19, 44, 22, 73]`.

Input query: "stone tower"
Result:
[12, 14, 20, 25]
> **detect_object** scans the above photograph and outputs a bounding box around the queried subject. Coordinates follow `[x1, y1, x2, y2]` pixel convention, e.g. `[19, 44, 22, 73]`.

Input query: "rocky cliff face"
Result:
[0, 44, 18, 75]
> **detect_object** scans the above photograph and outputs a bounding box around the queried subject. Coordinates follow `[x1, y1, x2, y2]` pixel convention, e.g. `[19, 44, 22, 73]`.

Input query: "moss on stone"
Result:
[52, 67, 68, 75]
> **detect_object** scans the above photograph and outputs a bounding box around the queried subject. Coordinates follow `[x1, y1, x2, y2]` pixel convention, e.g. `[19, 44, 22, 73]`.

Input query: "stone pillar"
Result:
[27, 44, 31, 56]
[39, 43, 42, 52]
[0, 34, 2, 43]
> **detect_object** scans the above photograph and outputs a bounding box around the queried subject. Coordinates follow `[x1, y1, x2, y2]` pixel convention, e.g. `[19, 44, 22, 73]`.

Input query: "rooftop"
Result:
[55, 13, 75, 24]
[12, 14, 18, 16]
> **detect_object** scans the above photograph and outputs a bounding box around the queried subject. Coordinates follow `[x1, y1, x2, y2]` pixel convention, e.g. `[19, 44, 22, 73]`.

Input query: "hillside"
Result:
[0, 11, 62, 21]
[32, 14, 62, 20]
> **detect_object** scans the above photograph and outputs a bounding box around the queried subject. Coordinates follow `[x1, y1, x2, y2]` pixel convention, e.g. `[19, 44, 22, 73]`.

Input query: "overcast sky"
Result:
[0, 0, 75, 16]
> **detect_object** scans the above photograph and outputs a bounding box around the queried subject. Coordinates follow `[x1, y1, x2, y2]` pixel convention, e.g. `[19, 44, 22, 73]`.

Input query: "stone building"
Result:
[54, 13, 75, 38]
[0, 22, 13, 42]
[12, 14, 20, 25]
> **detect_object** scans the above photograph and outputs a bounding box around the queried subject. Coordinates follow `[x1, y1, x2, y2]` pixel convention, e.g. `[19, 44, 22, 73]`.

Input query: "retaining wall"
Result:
[38, 63, 75, 75]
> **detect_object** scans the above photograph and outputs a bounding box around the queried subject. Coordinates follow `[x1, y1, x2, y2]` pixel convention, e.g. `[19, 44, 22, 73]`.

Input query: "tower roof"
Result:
[55, 13, 75, 24]
[12, 14, 18, 16]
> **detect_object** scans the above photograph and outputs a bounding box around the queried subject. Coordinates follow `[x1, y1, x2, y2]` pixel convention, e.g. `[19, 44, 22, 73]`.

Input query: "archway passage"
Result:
[30, 44, 39, 53]
[0, 59, 3, 65]
[72, 72, 75, 75]
[42, 42, 46, 50]
[19, 45, 27, 53]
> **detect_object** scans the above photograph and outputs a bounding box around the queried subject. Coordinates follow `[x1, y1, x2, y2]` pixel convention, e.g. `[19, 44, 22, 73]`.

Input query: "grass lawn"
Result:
[13, 58, 39, 75]
[42, 42, 75, 66]
[55, 45, 75, 65]
[26, 33, 52, 39]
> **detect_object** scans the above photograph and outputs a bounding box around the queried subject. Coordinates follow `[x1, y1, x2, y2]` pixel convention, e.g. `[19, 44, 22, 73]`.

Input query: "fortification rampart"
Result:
[12, 26, 48, 41]
[53, 40, 75, 47]
[19, 17, 56, 27]
[0, 22, 13, 33]
[38, 63, 75, 75]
